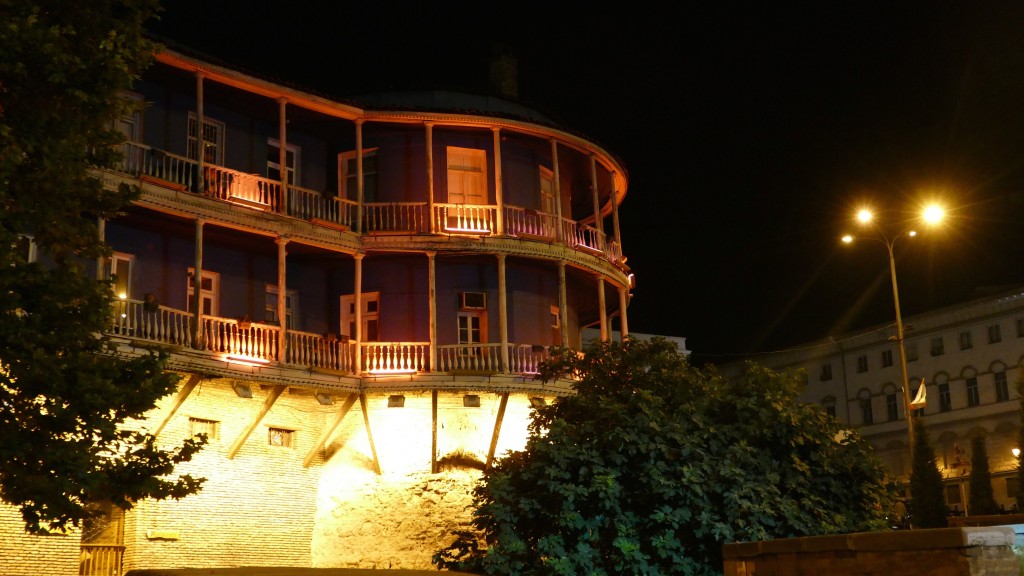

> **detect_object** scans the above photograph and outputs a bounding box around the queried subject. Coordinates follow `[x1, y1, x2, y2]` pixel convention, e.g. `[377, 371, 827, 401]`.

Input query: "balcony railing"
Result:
[437, 343, 502, 372]
[434, 204, 497, 235]
[203, 317, 280, 363]
[110, 143, 625, 267]
[363, 202, 429, 234]
[80, 544, 123, 576]
[110, 299, 192, 347]
[286, 330, 355, 372]
[361, 342, 429, 373]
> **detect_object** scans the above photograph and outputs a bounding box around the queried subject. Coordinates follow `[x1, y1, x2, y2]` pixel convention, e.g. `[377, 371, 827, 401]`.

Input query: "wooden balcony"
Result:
[109, 299, 551, 378]
[79, 544, 123, 576]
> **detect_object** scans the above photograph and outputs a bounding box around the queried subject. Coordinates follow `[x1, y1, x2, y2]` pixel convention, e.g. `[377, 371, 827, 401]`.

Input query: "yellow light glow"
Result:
[922, 204, 944, 225]
[841, 235, 854, 244]
[1014, 447, 1020, 458]
[856, 209, 873, 224]
[368, 368, 417, 375]
[908, 230, 917, 237]
[118, 293, 127, 300]
[224, 354, 270, 366]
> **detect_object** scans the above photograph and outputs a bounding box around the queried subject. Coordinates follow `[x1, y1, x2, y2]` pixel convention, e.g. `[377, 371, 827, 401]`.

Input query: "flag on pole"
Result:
[909, 378, 927, 410]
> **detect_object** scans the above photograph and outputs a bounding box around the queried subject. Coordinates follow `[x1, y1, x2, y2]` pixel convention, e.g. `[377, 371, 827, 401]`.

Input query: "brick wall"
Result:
[0, 504, 79, 576]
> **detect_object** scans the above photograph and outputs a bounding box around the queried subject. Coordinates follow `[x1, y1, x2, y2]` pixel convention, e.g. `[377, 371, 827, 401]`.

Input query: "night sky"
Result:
[150, 2, 1024, 364]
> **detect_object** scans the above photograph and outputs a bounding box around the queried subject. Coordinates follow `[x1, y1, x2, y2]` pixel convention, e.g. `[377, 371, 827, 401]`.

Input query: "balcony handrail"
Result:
[361, 341, 430, 373]
[109, 298, 192, 348]
[286, 330, 356, 372]
[363, 202, 429, 234]
[437, 342, 502, 372]
[504, 205, 558, 239]
[433, 203, 498, 235]
[287, 185, 356, 230]
[80, 543, 124, 576]
[115, 141, 195, 192]
[203, 165, 280, 211]
[203, 316, 280, 362]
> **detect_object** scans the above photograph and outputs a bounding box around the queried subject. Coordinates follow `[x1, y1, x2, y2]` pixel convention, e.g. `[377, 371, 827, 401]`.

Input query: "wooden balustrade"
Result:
[203, 166, 280, 211]
[361, 342, 429, 373]
[110, 299, 192, 347]
[507, 344, 549, 374]
[437, 343, 502, 372]
[117, 142, 194, 191]
[288, 186, 356, 229]
[363, 202, 429, 233]
[504, 206, 558, 239]
[79, 544, 123, 576]
[203, 317, 279, 362]
[434, 204, 497, 234]
[286, 331, 355, 372]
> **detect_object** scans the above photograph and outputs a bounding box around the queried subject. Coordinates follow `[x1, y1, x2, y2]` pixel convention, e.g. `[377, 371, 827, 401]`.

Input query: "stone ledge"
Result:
[723, 526, 1017, 558]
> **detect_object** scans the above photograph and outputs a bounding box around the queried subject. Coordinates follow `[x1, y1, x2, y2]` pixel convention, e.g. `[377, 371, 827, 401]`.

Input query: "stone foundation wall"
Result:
[723, 526, 1019, 576]
[0, 504, 79, 576]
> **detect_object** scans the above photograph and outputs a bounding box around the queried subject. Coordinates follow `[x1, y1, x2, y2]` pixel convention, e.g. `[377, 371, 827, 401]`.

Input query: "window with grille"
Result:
[189, 417, 219, 440]
[268, 427, 294, 448]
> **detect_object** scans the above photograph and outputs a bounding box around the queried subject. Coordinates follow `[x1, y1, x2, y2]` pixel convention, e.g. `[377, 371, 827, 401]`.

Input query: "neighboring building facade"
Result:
[1, 46, 634, 574]
[726, 288, 1024, 514]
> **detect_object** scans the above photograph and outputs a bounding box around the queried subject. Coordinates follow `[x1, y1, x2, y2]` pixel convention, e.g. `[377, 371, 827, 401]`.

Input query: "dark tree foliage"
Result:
[0, 0, 205, 533]
[909, 418, 947, 528]
[435, 338, 894, 575]
[967, 434, 998, 516]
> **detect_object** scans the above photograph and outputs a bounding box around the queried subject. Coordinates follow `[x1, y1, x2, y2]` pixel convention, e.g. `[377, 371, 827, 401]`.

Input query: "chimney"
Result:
[489, 45, 518, 99]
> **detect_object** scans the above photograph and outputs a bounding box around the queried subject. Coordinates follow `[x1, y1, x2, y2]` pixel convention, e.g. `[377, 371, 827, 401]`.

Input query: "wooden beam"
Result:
[303, 393, 358, 468]
[360, 392, 382, 475]
[485, 392, 510, 470]
[227, 385, 285, 460]
[431, 389, 439, 474]
[152, 374, 203, 438]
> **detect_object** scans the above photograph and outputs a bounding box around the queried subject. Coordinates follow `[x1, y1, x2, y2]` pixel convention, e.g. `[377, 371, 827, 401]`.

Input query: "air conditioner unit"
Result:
[460, 291, 486, 310]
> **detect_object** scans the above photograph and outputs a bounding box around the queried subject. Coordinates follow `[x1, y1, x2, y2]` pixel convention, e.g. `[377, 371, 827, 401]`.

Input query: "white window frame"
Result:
[265, 285, 299, 330]
[338, 148, 378, 202]
[457, 311, 487, 346]
[539, 165, 556, 214]
[187, 112, 225, 165]
[446, 146, 488, 205]
[267, 137, 300, 186]
[340, 291, 381, 341]
[105, 252, 135, 300]
[187, 268, 220, 317]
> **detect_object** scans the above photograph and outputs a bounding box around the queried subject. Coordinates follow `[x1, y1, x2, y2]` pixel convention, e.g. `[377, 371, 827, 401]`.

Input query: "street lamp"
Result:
[841, 203, 945, 453]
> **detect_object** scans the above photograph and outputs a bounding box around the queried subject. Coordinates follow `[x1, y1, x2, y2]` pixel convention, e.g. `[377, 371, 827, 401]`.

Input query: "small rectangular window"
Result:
[988, 324, 1002, 344]
[860, 399, 873, 425]
[939, 383, 951, 412]
[906, 343, 919, 362]
[881, 349, 893, 368]
[945, 484, 962, 506]
[886, 394, 898, 421]
[959, 331, 972, 350]
[857, 355, 868, 373]
[189, 417, 219, 440]
[820, 363, 833, 381]
[460, 291, 487, 310]
[1017, 318, 1024, 338]
[930, 337, 944, 357]
[268, 427, 294, 448]
[1007, 478, 1019, 500]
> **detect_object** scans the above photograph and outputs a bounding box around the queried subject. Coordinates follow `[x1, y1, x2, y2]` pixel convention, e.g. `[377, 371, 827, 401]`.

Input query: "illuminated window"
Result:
[189, 417, 219, 440]
[881, 349, 893, 368]
[268, 427, 294, 448]
[267, 138, 300, 185]
[959, 331, 972, 350]
[105, 252, 134, 300]
[186, 113, 224, 165]
[338, 149, 377, 202]
[856, 355, 868, 373]
[447, 146, 488, 205]
[988, 324, 1002, 344]
[966, 377, 980, 407]
[995, 371, 1009, 402]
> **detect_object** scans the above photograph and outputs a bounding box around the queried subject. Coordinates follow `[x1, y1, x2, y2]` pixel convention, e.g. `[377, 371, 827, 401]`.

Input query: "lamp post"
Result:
[841, 204, 945, 454]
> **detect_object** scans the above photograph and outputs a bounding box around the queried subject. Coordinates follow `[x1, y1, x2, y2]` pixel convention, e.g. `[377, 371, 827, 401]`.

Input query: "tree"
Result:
[0, 0, 205, 533]
[967, 433, 998, 515]
[908, 418, 947, 527]
[435, 338, 894, 575]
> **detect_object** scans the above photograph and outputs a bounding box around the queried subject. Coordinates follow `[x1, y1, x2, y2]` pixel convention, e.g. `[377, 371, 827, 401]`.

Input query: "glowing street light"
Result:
[841, 203, 946, 453]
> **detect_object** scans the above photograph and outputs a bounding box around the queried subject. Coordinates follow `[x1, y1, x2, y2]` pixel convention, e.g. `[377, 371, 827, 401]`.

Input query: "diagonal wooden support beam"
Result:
[228, 385, 285, 460]
[303, 393, 359, 468]
[485, 392, 510, 470]
[359, 392, 382, 475]
[152, 373, 203, 438]
[431, 389, 439, 474]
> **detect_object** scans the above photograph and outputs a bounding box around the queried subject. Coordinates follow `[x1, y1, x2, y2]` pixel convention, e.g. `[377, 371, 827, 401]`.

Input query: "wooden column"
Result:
[276, 237, 288, 362]
[190, 218, 205, 349]
[196, 72, 205, 193]
[426, 122, 435, 234]
[359, 393, 382, 475]
[550, 139, 563, 242]
[611, 174, 622, 252]
[497, 253, 509, 372]
[492, 127, 504, 235]
[618, 285, 630, 339]
[558, 261, 569, 349]
[597, 277, 608, 341]
[590, 155, 603, 234]
[277, 98, 288, 213]
[354, 253, 364, 373]
[356, 119, 364, 234]
[431, 390, 439, 473]
[427, 251, 437, 371]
